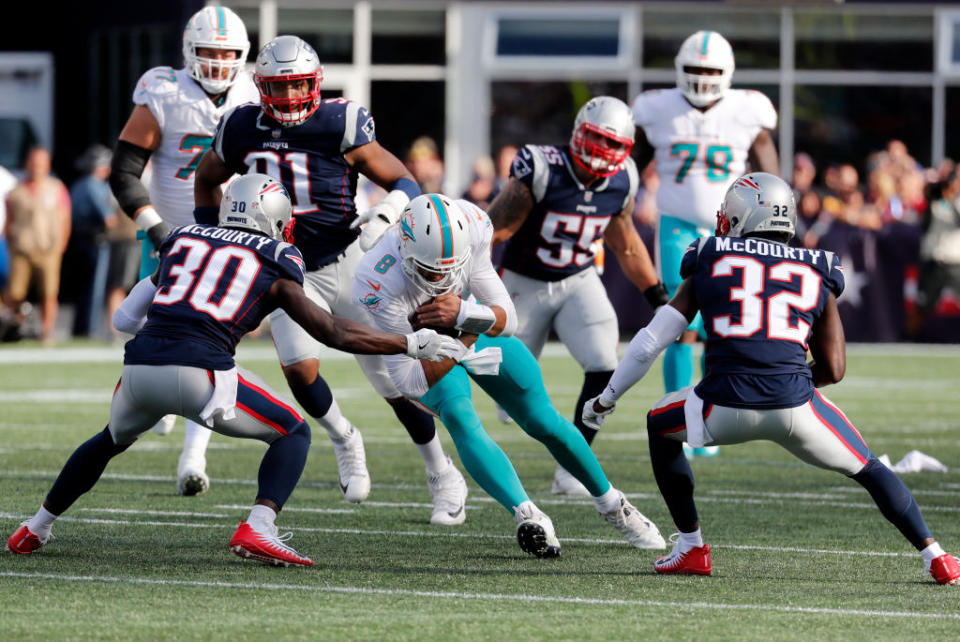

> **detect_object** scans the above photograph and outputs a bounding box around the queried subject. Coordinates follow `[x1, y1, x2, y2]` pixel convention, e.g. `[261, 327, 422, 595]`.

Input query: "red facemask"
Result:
[715, 210, 731, 236]
[570, 123, 634, 178]
[255, 71, 323, 125]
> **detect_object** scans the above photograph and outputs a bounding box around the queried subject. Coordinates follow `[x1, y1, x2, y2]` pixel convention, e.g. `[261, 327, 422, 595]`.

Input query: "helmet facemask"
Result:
[255, 71, 323, 127]
[570, 123, 634, 178]
[188, 47, 246, 94]
[677, 65, 731, 108]
[182, 6, 250, 95]
[398, 194, 473, 298]
[401, 253, 471, 298]
[674, 31, 735, 108]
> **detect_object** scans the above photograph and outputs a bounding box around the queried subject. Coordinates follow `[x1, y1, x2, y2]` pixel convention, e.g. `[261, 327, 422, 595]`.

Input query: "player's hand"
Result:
[413, 294, 462, 329]
[405, 328, 462, 361]
[582, 395, 616, 430]
[352, 202, 399, 252]
[146, 221, 171, 251]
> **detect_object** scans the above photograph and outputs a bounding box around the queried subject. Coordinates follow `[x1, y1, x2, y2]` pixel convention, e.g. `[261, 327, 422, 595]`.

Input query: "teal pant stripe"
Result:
[137, 232, 159, 280]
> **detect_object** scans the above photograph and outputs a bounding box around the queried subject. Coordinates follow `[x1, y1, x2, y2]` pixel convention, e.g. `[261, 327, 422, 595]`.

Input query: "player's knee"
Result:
[281, 359, 320, 389]
[288, 420, 312, 445]
[438, 397, 482, 438]
[287, 370, 334, 419]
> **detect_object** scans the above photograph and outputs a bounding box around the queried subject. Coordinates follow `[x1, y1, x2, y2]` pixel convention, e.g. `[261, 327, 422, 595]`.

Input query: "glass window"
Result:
[794, 10, 933, 71]
[277, 8, 353, 64]
[794, 85, 932, 170]
[496, 17, 621, 57]
[490, 81, 628, 151]
[372, 10, 445, 65]
[370, 81, 445, 162]
[944, 87, 960, 162]
[642, 9, 780, 69]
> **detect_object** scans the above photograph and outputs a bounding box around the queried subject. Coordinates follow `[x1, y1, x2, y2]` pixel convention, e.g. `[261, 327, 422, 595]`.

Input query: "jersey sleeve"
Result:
[623, 157, 640, 210]
[212, 106, 242, 170]
[679, 238, 709, 279]
[745, 90, 778, 130]
[630, 91, 657, 129]
[273, 242, 306, 286]
[509, 145, 550, 202]
[339, 101, 377, 153]
[823, 251, 845, 298]
[132, 67, 179, 131]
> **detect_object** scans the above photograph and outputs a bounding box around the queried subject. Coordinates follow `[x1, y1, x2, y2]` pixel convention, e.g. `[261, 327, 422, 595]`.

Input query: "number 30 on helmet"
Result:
[219, 174, 293, 241]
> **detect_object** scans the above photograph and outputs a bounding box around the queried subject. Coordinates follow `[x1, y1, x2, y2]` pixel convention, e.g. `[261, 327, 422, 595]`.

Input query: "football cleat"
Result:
[602, 494, 666, 549]
[177, 454, 210, 496]
[428, 457, 468, 526]
[333, 427, 371, 504]
[152, 414, 176, 436]
[550, 465, 591, 497]
[654, 536, 712, 575]
[229, 521, 313, 567]
[514, 504, 562, 558]
[495, 404, 514, 424]
[930, 553, 960, 585]
[7, 523, 49, 555]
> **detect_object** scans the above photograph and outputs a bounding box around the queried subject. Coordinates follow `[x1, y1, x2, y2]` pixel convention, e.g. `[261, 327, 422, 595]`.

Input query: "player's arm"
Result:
[271, 278, 458, 359]
[109, 105, 168, 248]
[194, 149, 234, 217]
[748, 129, 780, 175]
[603, 200, 669, 308]
[419, 333, 479, 387]
[807, 292, 846, 387]
[413, 294, 512, 338]
[632, 127, 655, 172]
[345, 141, 421, 248]
[488, 178, 535, 245]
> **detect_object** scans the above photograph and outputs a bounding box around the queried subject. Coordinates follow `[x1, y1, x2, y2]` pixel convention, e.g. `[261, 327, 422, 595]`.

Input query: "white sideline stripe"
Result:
[0, 511, 917, 557]
[79, 508, 228, 518]
[0, 571, 953, 620]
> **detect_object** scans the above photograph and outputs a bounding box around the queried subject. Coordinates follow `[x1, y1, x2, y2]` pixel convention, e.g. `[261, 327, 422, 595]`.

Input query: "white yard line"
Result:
[0, 571, 954, 620]
[78, 508, 228, 518]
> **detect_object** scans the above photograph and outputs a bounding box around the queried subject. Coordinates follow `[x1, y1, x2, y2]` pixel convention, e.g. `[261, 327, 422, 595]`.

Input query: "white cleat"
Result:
[177, 454, 210, 496]
[152, 414, 176, 436]
[514, 504, 561, 558]
[550, 465, 591, 497]
[428, 457, 467, 526]
[333, 427, 371, 504]
[602, 492, 666, 549]
[495, 404, 513, 424]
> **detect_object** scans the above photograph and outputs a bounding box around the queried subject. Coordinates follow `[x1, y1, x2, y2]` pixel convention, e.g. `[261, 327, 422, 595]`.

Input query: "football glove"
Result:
[582, 395, 616, 430]
[351, 189, 409, 251]
[405, 329, 462, 362]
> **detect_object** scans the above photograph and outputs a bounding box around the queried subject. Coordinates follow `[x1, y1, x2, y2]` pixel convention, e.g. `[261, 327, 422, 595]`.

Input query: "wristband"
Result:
[134, 207, 163, 231]
[643, 282, 670, 309]
[455, 299, 496, 334]
[391, 176, 421, 201]
[194, 206, 220, 226]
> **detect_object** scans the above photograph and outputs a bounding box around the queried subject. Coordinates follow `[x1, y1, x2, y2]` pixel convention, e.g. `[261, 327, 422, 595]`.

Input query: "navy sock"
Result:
[257, 421, 311, 509]
[574, 370, 613, 446]
[46, 427, 130, 515]
[647, 421, 698, 532]
[391, 398, 436, 445]
[290, 375, 334, 419]
[851, 457, 932, 550]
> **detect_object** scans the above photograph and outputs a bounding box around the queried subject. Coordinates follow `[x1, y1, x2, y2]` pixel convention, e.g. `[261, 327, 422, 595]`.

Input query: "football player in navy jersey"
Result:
[193, 35, 469, 524]
[581, 173, 960, 585]
[5, 174, 460, 566]
[489, 97, 668, 496]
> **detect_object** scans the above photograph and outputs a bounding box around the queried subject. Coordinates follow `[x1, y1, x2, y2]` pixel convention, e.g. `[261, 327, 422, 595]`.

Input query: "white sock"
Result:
[247, 504, 277, 532]
[593, 486, 621, 514]
[182, 420, 212, 460]
[921, 542, 947, 569]
[318, 399, 353, 442]
[418, 435, 449, 476]
[513, 500, 538, 523]
[27, 505, 58, 541]
[678, 528, 704, 552]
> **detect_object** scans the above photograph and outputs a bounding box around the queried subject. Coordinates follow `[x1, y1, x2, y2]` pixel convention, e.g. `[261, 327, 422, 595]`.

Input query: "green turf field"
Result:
[1, 340, 958, 640]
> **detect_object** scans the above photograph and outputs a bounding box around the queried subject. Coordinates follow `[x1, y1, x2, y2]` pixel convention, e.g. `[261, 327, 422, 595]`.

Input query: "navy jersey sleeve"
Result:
[824, 251, 845, 297]
[212, 106, 243, 172]
[338, 101, 377, 153]
[679, 238, 706, 279]
[274, 242, 306, 286]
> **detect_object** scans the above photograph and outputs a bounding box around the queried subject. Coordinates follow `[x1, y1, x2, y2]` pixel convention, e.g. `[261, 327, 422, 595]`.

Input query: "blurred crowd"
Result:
[1, 137, 958, 344]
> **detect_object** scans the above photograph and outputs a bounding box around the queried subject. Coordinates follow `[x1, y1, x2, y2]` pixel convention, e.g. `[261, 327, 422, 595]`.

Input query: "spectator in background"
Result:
[67, 144, 116, 337]
[104, 193, 140, 341]
[907, 167, 960, 337]
[461, 155, 496, 209]
[3, 147, 71, 344]
[0, 164, 17, 294]
[405, 136, 445, 194]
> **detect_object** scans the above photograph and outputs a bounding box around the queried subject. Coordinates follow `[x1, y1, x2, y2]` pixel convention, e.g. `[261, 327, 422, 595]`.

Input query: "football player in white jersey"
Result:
[631, 30, 779, 457]
[353, 194, 665, 557]
[109, 6, 258, 494]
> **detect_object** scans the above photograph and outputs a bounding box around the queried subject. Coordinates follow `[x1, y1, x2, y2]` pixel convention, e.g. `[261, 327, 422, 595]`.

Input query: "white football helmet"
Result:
[255, 35, 324, 127]
[569, 96, 635, 178]
[182, 6, 250, 95]
[675, 30, 735, 108]
[219, 173, 293, 241]
[716, 173, 796, 240]
[399, 194, 472, 297]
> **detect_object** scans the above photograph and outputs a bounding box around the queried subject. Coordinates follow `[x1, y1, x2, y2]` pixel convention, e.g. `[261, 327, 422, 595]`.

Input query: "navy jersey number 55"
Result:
[681, 235, 845, 409]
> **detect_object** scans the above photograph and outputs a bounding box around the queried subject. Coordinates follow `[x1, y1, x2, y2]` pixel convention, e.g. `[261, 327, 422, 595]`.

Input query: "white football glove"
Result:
[351, 189, 410, 251]
[405, 329, 462, 362]
[582, 395, 616, 431]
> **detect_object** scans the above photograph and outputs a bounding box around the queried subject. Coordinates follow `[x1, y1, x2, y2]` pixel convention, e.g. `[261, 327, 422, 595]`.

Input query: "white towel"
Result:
[459, 346, 502, 376]
[199, 367, 238, 427]
[683, 388, 707, 448]
[885, 450, 948, 473]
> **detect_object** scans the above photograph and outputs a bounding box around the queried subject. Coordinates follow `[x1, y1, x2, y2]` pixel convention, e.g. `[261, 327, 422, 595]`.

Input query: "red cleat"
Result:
[7, 524, 48, 555]
[228, 521, 313, 567]
[654, 541, 712, 575]
[930, 554, 960, 585]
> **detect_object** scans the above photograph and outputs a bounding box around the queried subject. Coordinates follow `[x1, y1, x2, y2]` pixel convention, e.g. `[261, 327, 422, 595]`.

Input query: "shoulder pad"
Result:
[134, 67, 180, 100]
[512, 144, 551, 202]
[740, 90, 778, 129]
[631, 90, 668, 126]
